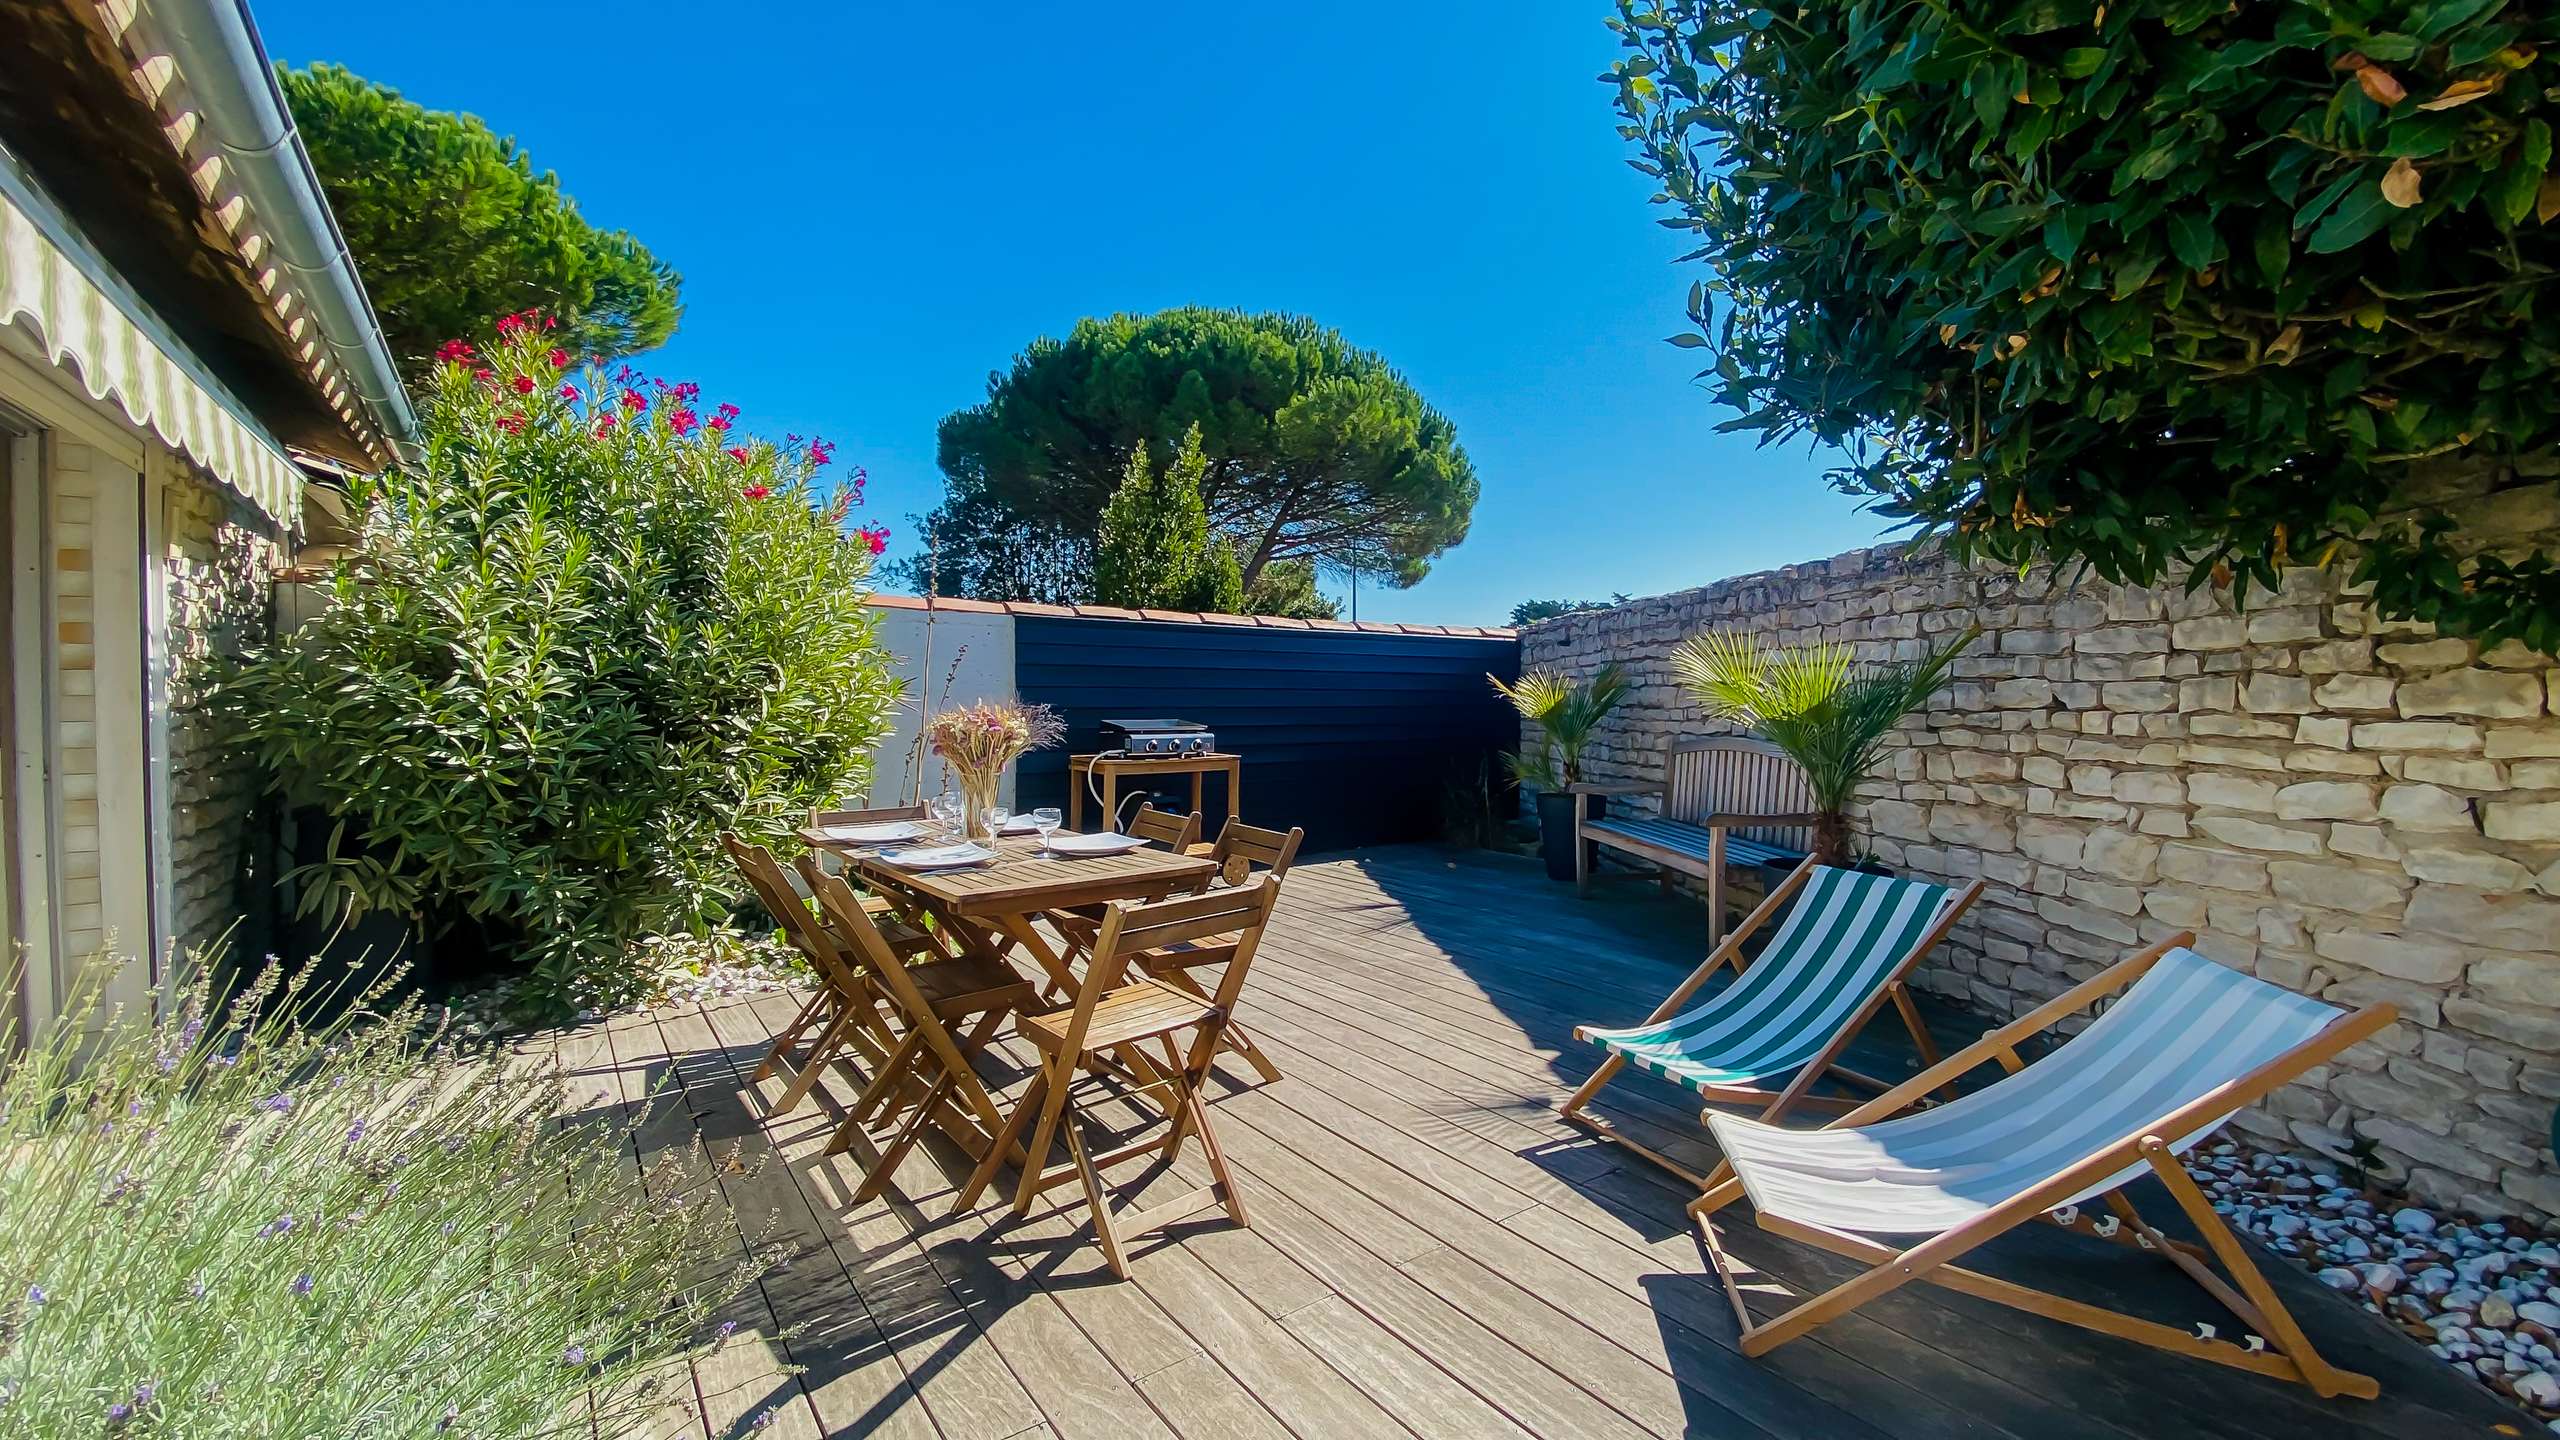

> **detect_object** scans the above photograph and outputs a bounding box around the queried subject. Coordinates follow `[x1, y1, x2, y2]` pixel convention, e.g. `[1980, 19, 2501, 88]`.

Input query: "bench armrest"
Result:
[1566, 782, 1660, 796]
[1697, 811, 1820, 829]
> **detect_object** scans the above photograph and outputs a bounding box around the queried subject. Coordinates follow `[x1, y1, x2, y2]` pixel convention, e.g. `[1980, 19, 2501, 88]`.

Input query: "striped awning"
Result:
[0, 172, 302, 530]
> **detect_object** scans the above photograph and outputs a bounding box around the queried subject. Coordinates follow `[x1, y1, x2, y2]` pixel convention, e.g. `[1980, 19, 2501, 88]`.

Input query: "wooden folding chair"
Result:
[797, 857, 1043, 1204]
[722, 833, 906, 1117]
[1135, 818, 1303, 1085]
[807, 803, 931, 894]
[1123, 802, 1204, 853]
[952, 877, 1280, 1276]
[1691, 936, 2395, 1400]
[1560, 857, 1981, 1188]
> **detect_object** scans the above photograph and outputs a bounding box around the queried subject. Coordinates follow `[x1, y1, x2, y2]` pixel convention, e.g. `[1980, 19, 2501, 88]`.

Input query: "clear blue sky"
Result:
[254, 1, 1889, 626]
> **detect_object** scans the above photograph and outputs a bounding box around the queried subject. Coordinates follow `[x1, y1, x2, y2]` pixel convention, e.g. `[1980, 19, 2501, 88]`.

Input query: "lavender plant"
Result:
[0, 959, 757, 1438]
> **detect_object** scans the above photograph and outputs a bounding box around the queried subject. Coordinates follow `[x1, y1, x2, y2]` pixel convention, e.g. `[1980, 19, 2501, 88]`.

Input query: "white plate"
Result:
[876, 842, 999, 871]
[819, 820, 929, 845]
[1043, 831, 1148, 857]
[998, 816, 1043, 836]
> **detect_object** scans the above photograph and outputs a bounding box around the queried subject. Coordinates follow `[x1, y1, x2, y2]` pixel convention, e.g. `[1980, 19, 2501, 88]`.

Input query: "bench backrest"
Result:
[1665, 736, 1816, 854]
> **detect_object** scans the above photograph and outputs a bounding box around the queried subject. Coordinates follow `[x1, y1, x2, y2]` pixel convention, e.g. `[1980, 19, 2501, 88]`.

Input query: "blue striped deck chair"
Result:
[1688, 936, 2395, 1400]
[1560, 857, 1981, 1188]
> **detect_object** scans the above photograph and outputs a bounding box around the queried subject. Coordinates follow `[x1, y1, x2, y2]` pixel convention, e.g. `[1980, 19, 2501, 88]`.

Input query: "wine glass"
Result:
[981, 805, 1010, 843]
[1030, 806, 1062, 850]
[929, 791, 961, 840]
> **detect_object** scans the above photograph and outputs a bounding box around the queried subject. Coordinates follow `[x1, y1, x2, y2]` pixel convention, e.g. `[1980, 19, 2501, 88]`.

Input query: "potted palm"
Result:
[1668, 627, 1977, 867]
[1491, 665, 1632, 881]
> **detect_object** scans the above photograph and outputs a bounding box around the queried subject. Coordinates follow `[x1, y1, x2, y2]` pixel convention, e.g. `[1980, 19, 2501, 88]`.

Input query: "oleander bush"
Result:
[0, 958, 753, 1438]
[1610, 1, 2560, 650]
[219, 317, 900, 1019]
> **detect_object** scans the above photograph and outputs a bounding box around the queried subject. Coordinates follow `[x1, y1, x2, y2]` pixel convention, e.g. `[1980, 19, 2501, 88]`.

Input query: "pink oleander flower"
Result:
[558, 383, 581, 402]
[668, 408, 699, 437]
[509, 375, 536, 396]
[620, 388, 647, 411]
[741, 484, 771, 500]
[857, 523, 889, 556]
[725, 447, 750, 463]
[435, 338, 473, 364]
[547, 348, 571, 369]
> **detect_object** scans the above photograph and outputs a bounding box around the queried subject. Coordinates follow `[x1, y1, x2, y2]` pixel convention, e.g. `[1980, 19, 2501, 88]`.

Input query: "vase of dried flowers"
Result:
[924, 700, 1065, 839]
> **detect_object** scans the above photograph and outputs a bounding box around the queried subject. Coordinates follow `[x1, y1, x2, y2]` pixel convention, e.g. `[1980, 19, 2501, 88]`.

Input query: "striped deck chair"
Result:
[1561, 858, 1981, 1188]
[1691, 936, 2396, 1400]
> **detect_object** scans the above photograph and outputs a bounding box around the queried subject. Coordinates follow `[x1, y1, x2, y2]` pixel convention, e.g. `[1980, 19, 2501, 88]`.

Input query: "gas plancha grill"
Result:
[1097, 718, 1217, 757]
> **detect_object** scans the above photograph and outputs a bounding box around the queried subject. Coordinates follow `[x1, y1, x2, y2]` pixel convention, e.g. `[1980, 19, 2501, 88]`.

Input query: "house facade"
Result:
[0, 0, 410, 1031]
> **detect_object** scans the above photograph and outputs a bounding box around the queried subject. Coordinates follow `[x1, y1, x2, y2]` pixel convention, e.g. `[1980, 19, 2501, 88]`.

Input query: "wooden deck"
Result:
[558, 845, 2515, 1439]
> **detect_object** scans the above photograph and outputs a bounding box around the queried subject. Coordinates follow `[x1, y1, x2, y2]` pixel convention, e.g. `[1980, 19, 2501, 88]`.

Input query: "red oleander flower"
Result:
[593, 414, 618, 435]
[741, 484, 772, 500]
[858, 524, 890, 555]
[558, 383, 581, 402]
[495, 413, 525, 434]
[548, 348, 571, 369]
[725, 446, 750, 463]
[668, 408, 699, 437]
[619, 388, 647, 411]
[509, 375, 536, 395]
[715, 402, 740, 420]
[706, 415, 731, 433]
[435, 338, 473, 363]
[496, 314, 525, 335]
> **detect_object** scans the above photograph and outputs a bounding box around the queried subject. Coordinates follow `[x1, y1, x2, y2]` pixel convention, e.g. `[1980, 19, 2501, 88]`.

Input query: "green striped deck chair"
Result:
[1687, 937, 2394, 1399]
[1559, 857, 1981, 1189]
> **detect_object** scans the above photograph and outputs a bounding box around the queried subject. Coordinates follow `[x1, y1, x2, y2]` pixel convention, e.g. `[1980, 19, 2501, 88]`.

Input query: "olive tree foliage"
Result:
[280, 64, 682, 367]
[1609, 2, 2560, 649]
[903, 308, 1476, 605]
[1094, 425, 1246, 612]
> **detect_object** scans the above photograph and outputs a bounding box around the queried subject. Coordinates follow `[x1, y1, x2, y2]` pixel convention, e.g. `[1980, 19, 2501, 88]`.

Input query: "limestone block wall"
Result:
[1522, 509, 2560, 1220]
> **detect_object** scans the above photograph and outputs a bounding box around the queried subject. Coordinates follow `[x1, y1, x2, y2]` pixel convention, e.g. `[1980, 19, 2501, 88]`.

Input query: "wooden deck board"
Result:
[588, 845, 2518, 1439]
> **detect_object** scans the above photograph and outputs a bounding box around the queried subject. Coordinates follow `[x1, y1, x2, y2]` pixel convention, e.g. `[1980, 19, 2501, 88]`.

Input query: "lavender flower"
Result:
[259, 1213, 295, 1239]
[290, 1273, 314, 1297]
[259, 1093, 294, 1114]
[187, 1279, 207, 1300]
[23, 1284, 44, 1307]
[751, 1408, 775, 1431]
[131, 1381, 155, 1408]
[106, 1401, 132, 1428]
[562, 1343, 586, 1365]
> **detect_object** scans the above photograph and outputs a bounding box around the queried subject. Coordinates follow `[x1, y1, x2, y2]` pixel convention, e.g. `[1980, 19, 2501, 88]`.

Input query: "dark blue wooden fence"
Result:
[1011, 617, 1520, 852]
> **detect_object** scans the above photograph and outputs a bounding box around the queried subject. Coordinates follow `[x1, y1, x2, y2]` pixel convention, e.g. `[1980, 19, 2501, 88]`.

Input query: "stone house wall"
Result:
[1521, 492, 2560, 1220]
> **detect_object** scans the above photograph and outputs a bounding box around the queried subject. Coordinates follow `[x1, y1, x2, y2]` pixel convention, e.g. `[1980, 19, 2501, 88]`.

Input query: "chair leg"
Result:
[755, 990, 830, 1082]
[1011, 1061, 1079, 1216]
[1068, 1116, 1130, 1280]
[952, 1070, 1045, 1217]
[850, 1031, 924, 1126]
[1888, 983, 1956, 1101]
[853, 1069, 954, 1204]
[769, 1009, 859, 1116]
[1185, 1086, 1249, 1229]
[1575, 812, 1591, 898]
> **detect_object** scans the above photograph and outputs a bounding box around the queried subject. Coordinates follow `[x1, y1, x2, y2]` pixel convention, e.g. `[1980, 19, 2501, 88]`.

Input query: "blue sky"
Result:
[254, 1, 1889, 626]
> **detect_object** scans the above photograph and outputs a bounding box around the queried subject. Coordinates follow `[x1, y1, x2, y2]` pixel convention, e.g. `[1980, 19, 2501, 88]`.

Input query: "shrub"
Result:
[1490, 666, 1633, 790]
[0, 958, 752, 1437]
[219, 317, 901, 1019]
[1609, 2, 2560, 650]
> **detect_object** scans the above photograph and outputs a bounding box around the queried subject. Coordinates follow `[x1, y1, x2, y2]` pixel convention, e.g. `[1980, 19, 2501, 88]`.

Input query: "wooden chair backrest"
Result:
[812, 802, 928, 827]
[1124, 803, 1203, 853]
[795, 855, 943, 1028]
[1067, 877, 1281, 1066]
[722, 833, 862, 994]
[1204, 818, 1304, 887]
[1665, 735, 1817, 853]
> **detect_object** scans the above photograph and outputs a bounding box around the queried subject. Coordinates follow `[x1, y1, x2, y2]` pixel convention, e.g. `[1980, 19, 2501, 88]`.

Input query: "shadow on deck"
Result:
[555, 844, 2515, 1440]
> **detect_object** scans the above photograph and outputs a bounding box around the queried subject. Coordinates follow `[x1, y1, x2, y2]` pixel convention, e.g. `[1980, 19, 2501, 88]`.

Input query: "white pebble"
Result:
[2519, 1371, 2560, 1407]
[2524, 1302, 2560, 1328]
[2392, 1207, 2438, 1236]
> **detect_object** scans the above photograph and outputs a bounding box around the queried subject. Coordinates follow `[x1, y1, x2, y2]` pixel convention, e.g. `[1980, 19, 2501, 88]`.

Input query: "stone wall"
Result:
[160, 465, 282, 963]
[1521, 489, 2560, 1220]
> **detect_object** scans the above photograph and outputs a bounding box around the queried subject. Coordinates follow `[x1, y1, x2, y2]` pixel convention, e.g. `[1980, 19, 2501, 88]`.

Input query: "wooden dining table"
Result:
[794, 826, 1217, 999]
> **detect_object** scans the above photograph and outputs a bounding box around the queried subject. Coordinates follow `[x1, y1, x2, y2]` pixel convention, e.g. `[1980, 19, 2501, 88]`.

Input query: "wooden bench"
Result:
[1572, 735, 1817, 945]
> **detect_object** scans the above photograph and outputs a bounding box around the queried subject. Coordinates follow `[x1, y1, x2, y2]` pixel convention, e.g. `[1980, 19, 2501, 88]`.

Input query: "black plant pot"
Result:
[1536, 790, 1602, 882]
[1756, 850, 1890, 926]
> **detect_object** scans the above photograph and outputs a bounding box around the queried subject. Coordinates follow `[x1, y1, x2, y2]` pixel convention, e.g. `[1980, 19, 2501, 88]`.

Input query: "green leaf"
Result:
[2167, 212, 2218, 271]
[2253, 210, 2292, 284]
[1666, 332, 1711, 348]
[2045, 208, 2088, 262]
[2306, 179, 2397, 252]
[2499, 120, 2557, 225]
[2059, 47, 2106, 78]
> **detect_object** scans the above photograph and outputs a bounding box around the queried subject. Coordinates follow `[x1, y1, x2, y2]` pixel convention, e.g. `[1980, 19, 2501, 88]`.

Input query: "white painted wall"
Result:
[863, 603, 1019, 808]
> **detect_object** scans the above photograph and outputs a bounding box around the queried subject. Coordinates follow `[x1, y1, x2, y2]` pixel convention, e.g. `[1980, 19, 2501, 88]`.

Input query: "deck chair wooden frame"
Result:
[798, 857, 1042, 1204]
[951, 877, 1280, 1275]
[1560, 856, 1980, 1189]
[722, 833, 908, 1117]
[1689, 934, 2396, 1400]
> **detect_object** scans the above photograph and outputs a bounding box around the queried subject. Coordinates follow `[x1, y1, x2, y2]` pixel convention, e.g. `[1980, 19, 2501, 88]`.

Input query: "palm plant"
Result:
[1491, 665, 1633, 791]
[1669, 627, 1978, 865]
